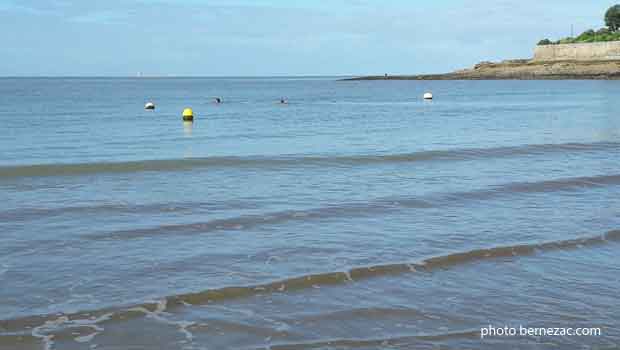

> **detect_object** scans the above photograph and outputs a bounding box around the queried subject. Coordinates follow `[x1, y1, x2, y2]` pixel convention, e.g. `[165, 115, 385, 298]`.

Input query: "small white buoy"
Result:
[144, 102, 155, 110]
[423, 92, 433, 100]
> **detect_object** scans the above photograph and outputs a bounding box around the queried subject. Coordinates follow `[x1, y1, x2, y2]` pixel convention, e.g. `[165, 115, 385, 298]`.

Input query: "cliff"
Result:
[534, 41, 620, 61]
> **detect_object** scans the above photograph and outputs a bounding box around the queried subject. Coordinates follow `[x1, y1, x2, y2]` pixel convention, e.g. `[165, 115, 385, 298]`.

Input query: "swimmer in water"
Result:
[280, 98, 288, 104]
[214, 97, 222, 104]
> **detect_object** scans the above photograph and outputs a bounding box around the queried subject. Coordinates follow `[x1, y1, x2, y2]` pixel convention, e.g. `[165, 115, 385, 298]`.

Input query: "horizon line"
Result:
[0, 74, 361, 79]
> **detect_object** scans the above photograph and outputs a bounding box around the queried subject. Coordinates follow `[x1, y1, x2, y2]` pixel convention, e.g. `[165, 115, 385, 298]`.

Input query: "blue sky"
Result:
[0, 0, 615, 76]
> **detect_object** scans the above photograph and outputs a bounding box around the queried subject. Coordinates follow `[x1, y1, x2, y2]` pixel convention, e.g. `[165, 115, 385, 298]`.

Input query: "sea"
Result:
[0, 77, 619, 350]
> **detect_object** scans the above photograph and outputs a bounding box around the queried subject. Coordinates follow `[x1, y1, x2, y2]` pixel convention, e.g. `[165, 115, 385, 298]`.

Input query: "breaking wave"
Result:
[0, 141, 616, 178]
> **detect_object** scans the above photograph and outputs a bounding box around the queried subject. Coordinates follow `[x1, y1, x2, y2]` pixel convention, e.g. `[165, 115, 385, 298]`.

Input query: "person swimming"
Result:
[279, 98, 288, 104]
[214, 97, 222, 104]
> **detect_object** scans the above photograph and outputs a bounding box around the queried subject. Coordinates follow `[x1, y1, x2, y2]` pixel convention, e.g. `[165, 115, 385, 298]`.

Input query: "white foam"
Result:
[30, 313, 113, 349]
[31, 316, 67, 350]
[177, 321, 195, 341]
[31, 325, 56, 350]
[129, 299, 196, 343]
[75, 333, 97, 343]
[274, 321, 291, 332]
[343, 270, 353, 282]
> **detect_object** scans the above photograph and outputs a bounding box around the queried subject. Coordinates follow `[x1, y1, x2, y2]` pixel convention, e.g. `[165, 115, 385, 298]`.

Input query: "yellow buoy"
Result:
[182, 108, 194, 121]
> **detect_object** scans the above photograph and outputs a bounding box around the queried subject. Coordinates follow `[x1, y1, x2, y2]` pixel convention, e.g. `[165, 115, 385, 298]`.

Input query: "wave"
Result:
[0, 141, 617, 179]
[260, 330, 481, 350]
[168, 230, 620, 306]
[0, 200, 260, 223]
[4, 171, 616, 227]
[3, 230, 618, 332]
[85, 173, 620, 241]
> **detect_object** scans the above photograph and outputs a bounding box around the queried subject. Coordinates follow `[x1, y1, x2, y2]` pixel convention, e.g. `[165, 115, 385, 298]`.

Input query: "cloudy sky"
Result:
[0, 0, 614, 76]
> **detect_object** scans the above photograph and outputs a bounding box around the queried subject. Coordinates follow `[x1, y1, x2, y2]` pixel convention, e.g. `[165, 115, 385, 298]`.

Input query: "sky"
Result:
[0, 0, 616, 76]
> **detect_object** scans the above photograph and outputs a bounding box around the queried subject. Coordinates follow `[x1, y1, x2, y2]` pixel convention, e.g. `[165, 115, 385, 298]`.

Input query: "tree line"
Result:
[538, 5, 620, 45]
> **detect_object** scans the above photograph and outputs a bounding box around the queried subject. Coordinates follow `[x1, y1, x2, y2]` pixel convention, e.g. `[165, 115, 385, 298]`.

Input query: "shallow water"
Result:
[0, 78, 619, 349]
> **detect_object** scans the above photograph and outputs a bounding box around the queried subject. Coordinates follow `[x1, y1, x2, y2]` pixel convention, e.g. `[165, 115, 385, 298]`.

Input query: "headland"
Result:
[346, 41, 620, 80]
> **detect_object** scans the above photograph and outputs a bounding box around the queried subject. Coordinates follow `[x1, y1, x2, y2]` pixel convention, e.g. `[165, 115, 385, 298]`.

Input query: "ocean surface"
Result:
[0, 77, 619, 350]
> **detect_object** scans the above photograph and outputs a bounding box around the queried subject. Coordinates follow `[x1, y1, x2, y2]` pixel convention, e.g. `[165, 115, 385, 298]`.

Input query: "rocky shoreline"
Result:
[345, 59, 620, 80]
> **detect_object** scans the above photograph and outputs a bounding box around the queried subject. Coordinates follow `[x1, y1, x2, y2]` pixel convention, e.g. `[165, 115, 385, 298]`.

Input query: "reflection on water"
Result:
[183, 121, 193, 137]
[183, 121, 194, 158]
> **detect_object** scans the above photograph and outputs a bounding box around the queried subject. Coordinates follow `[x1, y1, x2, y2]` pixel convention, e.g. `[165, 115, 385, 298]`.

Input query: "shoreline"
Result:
[344, 59, 620, 80]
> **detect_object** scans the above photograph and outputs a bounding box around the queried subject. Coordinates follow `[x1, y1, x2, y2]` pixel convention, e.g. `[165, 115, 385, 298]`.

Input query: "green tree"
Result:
[596, 27, 611, 35]
[605, 4, 620, 31]
[537, 39, 552, 45]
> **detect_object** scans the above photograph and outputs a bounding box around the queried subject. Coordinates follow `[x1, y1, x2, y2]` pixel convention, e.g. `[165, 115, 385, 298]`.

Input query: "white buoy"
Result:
[423, 92, 433, 100]
[144, 102, 155, 110]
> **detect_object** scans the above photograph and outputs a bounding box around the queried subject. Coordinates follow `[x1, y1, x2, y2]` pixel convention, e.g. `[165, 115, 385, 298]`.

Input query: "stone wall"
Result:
[533, 41, 620, 61]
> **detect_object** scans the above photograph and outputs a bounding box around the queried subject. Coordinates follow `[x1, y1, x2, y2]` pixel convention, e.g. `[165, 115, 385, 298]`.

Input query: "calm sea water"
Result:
[0, 77, 619, 350]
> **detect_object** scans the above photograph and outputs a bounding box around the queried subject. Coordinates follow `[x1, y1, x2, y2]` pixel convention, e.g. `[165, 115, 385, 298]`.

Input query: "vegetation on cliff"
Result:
[538, 4, 620, 45]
